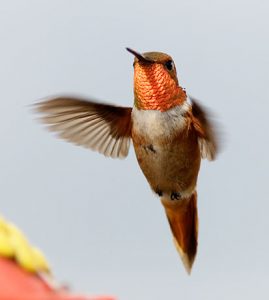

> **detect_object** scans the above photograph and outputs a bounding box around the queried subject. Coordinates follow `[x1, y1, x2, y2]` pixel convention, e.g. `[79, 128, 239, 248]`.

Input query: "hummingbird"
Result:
[36, 48, 219, 273]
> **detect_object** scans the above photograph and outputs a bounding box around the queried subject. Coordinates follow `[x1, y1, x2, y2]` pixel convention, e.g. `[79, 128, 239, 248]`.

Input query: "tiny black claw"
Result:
[155, 189, 163, 197]
[171, 192, 181, 200]
[148, 144, 156, 153]
[143, 144, 157, 154]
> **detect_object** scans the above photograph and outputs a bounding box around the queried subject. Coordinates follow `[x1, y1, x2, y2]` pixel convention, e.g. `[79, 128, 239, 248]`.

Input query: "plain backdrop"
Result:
[0, 1, 268, 299]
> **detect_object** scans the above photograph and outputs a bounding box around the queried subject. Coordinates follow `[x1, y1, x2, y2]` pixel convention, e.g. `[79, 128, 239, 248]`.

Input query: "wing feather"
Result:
[190, 97, 219, 161]
[35, 97, 132, 158]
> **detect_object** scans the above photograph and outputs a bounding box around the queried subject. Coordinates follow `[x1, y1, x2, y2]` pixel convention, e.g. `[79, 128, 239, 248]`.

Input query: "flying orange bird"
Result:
[36, 48, 219, 273]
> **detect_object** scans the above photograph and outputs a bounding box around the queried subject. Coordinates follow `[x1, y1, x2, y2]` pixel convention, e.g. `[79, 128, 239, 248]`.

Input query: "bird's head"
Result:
[126, 48, 186, 111]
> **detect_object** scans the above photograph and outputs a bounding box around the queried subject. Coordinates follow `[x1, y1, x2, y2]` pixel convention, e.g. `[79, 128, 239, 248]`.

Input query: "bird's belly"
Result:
[133, 138, 200, 197]
[131, 106, 201, 197]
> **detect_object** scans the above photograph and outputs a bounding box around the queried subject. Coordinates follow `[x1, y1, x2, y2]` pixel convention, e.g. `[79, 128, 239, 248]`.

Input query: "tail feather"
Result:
[161, 192, 198, 274]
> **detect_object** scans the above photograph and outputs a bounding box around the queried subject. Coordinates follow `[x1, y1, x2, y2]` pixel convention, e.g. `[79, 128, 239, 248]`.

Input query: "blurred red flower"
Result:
[0, 216, 115, 300]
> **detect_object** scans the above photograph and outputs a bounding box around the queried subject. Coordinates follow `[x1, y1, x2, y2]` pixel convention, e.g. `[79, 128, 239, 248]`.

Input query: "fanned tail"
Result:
[161, 192, 198, 274]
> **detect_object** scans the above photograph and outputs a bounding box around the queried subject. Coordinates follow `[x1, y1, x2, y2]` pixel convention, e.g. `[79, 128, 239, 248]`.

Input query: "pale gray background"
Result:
[0, 0, 268, 299]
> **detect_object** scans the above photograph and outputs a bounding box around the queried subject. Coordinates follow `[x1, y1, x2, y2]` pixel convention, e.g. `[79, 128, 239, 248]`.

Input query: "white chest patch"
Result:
[131, 102, 190, 142]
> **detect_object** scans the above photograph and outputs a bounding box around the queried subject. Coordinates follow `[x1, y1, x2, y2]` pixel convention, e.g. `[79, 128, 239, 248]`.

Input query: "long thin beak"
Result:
[126, 47, 151, 63]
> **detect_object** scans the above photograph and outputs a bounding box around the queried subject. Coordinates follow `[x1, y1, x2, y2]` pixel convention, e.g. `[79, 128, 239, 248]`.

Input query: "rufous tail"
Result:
[161, 191, 198, 274]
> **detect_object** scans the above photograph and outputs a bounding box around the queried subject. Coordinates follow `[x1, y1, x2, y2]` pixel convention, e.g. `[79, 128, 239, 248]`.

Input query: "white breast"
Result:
[131, 102, 190, 142]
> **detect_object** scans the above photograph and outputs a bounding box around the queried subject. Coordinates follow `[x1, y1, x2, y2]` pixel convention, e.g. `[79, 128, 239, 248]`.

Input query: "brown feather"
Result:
[190, 97, 219, 160]
[35, 97, 132, 158]
[161, 192, 198, 274]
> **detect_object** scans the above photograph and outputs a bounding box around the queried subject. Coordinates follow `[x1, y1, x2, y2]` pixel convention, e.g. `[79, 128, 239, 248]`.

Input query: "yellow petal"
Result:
[0, 218, 51, 274]
[32, 246, 50, 273]
[0, 231, 14, 257]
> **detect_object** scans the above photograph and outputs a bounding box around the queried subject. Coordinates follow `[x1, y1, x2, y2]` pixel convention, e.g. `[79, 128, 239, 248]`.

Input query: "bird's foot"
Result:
[170, 192, 181, 200]
[155, 189, 163, 197]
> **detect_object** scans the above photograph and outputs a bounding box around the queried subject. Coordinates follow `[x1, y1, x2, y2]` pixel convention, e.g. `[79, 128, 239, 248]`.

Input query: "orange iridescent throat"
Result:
[134, 62, 186, 111]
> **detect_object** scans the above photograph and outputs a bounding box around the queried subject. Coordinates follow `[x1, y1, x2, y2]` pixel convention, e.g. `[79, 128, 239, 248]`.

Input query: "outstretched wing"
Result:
[35, 97, 132, 159]
[190, 97, 219, 161]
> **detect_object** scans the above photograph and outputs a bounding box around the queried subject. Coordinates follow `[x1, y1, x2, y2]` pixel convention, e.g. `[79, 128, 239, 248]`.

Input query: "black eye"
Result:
[165, 60, 174, 71]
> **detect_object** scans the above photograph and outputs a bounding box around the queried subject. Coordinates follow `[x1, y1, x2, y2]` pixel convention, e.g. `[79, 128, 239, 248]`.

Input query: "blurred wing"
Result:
[190, 97, 219, 161]
[35, 97, 132, 159]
